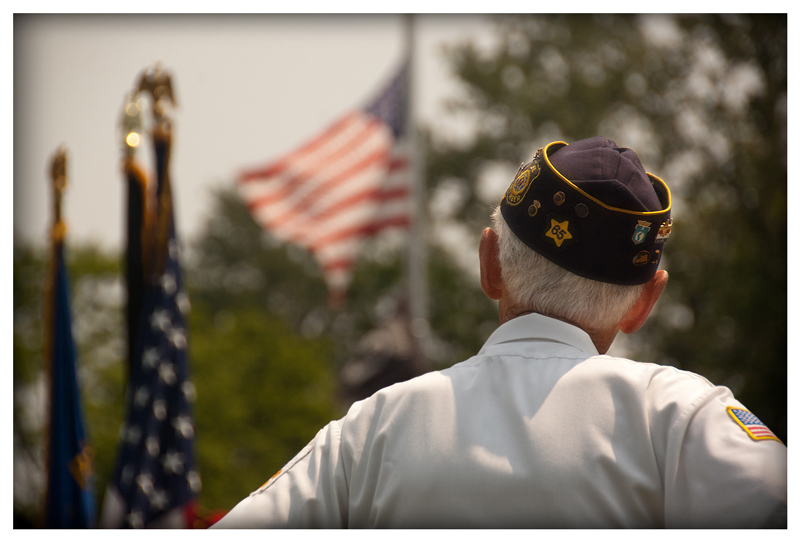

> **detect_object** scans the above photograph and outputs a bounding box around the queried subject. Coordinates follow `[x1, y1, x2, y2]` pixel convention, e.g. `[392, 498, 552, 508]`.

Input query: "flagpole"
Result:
[44, 147, 97, 528]
[404, 15, 431, 370]
[42, 147, 64, 527]
[120, 92, 148, 385]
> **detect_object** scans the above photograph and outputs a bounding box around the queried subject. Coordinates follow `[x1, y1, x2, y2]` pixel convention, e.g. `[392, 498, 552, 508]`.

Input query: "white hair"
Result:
[491, 206, 643, 332]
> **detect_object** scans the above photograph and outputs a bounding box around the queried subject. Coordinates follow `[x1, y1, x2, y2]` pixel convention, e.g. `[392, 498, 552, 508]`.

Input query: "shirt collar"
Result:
[478, 313, 599, 357]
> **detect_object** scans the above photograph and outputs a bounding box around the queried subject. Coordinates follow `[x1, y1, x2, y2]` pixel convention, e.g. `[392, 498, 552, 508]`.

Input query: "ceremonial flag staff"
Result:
[101, 64, 199, 528]
[43, 147, 97, 528]
[119, 92, 149, 386]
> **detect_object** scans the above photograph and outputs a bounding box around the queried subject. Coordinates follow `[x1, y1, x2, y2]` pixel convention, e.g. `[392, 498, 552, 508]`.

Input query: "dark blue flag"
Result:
[101, 122, 199, 528]
[45, 229, 97, 528]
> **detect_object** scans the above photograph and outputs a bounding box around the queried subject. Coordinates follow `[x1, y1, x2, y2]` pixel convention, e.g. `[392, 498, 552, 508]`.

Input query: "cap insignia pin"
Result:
[633, 250, 650, 267]
[632, 220, 652, 245]
[546, 218, 574, 248]
[656, 218, 673, 241]
[505, 160, 541, 206]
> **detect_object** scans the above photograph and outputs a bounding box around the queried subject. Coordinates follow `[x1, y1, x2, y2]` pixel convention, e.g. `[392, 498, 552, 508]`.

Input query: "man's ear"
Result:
[619, 270, 669, 334]
[479, 227, 503, 300]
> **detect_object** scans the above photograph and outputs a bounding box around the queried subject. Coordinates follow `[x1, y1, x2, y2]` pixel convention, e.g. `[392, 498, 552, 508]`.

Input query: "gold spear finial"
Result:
[50, 146, 68, 240]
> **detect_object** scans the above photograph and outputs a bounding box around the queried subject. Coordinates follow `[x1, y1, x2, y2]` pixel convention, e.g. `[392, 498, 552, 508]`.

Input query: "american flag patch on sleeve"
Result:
[727, 407, 781, 442]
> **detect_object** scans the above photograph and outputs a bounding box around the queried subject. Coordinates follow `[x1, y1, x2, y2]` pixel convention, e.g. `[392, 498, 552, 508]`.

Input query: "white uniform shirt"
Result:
[214, 313, 787, 528]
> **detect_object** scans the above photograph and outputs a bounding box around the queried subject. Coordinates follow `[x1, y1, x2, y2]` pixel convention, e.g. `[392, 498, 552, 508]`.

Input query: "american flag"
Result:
[101, 132, 200, 528]
[728, 407, 780, 442]
[238, 61, 411, 300]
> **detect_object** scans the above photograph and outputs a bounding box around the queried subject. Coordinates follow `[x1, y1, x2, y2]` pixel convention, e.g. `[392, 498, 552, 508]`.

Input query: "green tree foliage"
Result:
[14, 245, 50, 527]
[425, 14, 786, 441]
[189, 302, 341, 511]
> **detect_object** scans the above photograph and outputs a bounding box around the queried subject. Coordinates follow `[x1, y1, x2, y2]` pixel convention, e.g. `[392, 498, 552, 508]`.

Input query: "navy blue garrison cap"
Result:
[500, 137, 672, 285]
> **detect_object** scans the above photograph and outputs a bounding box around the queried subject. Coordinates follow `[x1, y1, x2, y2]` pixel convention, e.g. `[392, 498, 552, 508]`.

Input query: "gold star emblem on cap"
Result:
[546, 219, 573, 248]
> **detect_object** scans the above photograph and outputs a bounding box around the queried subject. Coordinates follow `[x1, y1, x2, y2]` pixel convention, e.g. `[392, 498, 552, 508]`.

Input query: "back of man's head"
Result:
[495, 136, 672, 332]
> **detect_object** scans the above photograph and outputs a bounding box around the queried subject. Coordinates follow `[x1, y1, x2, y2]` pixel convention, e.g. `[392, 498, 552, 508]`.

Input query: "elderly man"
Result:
[213, 136, 787, 528]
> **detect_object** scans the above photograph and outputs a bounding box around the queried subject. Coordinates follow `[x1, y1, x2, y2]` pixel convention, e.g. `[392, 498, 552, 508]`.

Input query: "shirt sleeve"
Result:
[211, 419, 349, 528]
[662, 383, 787, 528]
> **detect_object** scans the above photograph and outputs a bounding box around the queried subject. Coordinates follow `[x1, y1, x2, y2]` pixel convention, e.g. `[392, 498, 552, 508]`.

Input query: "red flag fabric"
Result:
[238, 62, 410, 299]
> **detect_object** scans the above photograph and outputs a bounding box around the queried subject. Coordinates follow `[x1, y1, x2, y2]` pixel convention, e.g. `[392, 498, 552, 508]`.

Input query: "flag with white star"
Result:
[101, 126, 199, 528]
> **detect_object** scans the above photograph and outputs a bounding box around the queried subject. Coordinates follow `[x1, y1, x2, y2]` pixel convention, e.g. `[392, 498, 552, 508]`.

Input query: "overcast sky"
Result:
[13, 14, 497, 252]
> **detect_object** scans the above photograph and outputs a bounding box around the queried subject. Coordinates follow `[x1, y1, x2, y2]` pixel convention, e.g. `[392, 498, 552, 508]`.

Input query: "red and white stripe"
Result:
[747, 425, 777, 439]
[238, 110, 410, 294]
